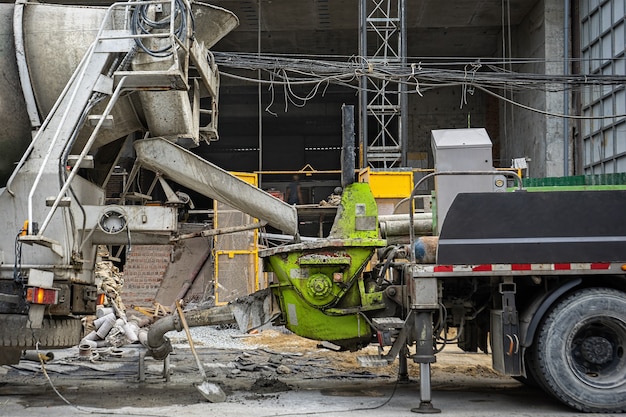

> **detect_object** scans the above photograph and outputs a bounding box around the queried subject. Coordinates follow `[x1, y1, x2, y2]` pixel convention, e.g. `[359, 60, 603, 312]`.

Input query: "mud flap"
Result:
[491, 283, 522, 375]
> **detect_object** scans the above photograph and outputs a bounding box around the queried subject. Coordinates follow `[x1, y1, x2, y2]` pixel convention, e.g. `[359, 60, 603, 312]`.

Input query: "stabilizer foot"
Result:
[411, 402, 441, 414]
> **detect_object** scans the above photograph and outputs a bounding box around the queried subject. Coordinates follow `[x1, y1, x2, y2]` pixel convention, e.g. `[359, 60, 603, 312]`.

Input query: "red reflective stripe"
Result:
[433, 265, 454, 272]
[472, 264, 492, 272]
[429, 262, 614, 274]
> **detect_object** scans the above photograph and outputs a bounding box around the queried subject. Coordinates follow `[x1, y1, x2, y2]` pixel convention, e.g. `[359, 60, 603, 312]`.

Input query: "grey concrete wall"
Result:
[407, 87, 489, 170]
[500, 0, 565, 178]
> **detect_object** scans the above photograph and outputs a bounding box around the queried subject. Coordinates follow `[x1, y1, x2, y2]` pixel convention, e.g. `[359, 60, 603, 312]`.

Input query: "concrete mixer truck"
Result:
[0, 0, 303, 365]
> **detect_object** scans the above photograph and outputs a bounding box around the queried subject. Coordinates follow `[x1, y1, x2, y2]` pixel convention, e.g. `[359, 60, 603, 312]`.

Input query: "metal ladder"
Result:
[7, 0, 199, 254]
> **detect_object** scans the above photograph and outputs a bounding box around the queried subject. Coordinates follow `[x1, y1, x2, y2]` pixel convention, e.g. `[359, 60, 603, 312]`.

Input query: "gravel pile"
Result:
[165, 325, 259, 350]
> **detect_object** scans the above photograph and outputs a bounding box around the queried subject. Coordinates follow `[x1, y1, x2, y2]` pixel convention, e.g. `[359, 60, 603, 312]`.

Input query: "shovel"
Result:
[176, 300, 226, 402]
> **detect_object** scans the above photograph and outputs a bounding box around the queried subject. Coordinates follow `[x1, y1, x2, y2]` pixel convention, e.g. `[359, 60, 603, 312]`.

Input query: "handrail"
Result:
[38, 77, 129, 236]
[26, 41, 98, 234]
[24, 1, 119, 231]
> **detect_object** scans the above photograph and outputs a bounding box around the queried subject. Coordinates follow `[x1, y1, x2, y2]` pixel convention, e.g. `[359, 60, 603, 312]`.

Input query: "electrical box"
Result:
[431, 128, 505, 234]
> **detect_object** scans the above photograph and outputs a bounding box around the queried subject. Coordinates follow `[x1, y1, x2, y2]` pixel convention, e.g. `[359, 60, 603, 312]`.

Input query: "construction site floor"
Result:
[0, 328, 582, 416]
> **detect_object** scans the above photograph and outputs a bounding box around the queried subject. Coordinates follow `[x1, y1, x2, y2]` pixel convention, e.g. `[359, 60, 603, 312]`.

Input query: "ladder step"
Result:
[19, 235, 63, 257]
[46, 196, 72, 207]
[372, 317, 405, 330]
[357, 355, 390, 367]
[114, 70, 188, 90]
[87, 115, 114, 129]
[123, 192, 153, 201]
[66, 155, 94, 169]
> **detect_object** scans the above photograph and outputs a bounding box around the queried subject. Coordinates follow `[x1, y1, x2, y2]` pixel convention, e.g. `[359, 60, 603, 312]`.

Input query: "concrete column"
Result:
[544, 0, 566, 177]
[500, 0, 565, 178]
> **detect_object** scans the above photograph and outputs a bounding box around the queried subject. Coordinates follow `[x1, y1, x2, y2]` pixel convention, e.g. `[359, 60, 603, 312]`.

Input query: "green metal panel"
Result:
[329, 182, 380, 239]
[522, 173, 626, 187]
[267, 245, 378, 308]
[275, 287, 371, 345]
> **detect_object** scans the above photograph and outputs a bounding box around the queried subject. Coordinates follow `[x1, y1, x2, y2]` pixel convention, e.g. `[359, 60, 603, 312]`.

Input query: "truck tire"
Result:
[533, 287, 626, 412]
[0, 315, 82, 349]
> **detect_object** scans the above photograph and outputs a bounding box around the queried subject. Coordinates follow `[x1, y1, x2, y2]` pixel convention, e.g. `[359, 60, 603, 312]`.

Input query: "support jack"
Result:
[411, 402, 441, 414]
[411, 362, 441, 414]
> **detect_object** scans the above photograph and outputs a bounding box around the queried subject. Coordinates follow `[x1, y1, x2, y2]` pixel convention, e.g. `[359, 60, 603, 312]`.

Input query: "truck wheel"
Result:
[533, 287, 626, 412]
[0, 315, 82, 349]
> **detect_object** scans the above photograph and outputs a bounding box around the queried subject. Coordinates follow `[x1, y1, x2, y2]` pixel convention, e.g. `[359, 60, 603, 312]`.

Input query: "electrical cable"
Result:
[130, 0, 190, 58]
[261, 378, 401, 417]
[213, 52, 626, 119]
[33, 341, 168, 417]
[474, 83, 626, 119]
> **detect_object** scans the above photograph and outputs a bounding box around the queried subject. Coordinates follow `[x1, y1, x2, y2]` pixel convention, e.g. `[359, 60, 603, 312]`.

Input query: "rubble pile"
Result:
[79, 255, 143, 354]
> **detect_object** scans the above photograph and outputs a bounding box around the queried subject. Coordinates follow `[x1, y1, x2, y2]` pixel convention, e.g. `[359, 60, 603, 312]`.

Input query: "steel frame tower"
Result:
[359, 0, 407, 169]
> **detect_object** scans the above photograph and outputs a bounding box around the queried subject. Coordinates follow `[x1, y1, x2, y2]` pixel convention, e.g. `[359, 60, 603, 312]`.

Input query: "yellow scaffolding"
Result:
[213, 172, 261, 305]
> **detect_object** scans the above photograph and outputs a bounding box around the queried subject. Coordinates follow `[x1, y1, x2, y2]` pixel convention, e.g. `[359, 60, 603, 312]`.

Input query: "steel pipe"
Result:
[144, 304, 235, 360]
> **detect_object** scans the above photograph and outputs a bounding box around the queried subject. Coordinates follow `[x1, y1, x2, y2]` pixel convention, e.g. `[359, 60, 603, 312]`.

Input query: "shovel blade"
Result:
[196, 381, 226, 403]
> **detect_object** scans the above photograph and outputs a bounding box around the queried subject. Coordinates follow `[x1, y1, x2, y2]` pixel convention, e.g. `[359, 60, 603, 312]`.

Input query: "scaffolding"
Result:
[359, 0, 407, 169]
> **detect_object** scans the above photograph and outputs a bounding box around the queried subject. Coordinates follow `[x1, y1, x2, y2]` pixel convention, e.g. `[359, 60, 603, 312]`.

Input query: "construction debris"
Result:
[96, 254, 126, 320]
[132, 303, 172, 319]
[79, 255, 142, 356]
[21, 350, 54, 363]
[319, 187, 343, 206]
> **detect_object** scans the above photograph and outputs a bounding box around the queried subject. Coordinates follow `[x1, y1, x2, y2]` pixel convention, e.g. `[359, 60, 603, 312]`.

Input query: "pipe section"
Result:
[380, 219, 433, 238]
[144, 304, 235, 360]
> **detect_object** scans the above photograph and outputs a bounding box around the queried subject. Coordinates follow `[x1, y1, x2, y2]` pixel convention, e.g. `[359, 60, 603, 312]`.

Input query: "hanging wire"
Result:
[213, 51, 626, 119]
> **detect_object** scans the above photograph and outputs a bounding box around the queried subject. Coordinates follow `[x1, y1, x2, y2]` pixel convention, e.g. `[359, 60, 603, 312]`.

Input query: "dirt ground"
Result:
[242, 328, 501, 380]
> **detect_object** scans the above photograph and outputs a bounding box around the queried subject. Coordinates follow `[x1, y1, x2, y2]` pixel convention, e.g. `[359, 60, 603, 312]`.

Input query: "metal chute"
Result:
[134, 137, 299, 235]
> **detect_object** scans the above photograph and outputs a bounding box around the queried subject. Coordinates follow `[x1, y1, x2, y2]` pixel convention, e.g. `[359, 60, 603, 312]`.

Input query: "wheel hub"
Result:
[580, 336, 614, 365]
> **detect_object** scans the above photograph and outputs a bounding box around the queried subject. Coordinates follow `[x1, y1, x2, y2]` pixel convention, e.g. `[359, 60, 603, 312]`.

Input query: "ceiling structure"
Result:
[1, 0, 538, 57]
[209, 0, 537, 57]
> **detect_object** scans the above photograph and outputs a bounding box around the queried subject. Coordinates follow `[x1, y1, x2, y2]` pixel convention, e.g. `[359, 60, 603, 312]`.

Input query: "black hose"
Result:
[130, 0, 191, 58]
